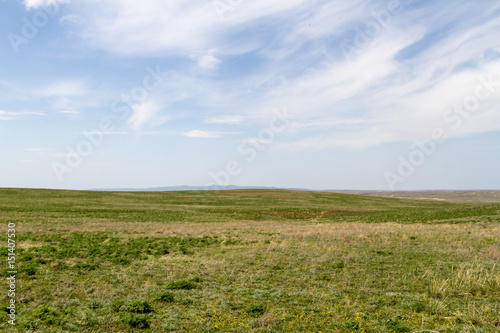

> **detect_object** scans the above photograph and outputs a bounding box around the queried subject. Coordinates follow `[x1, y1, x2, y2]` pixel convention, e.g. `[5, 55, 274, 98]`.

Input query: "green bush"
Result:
[386, 319, 412, 332]
[189, 276, 202, 283]
[110, 299, 124, 312]
[126, 300, 153, 314]
[157, 291, 174, 302]
[23, 265, 37, 276]
[121, 313, 150, 329]
[165, 280, 197, 290]
[32, 305, 57, 324]
[244, 304, 266, 316]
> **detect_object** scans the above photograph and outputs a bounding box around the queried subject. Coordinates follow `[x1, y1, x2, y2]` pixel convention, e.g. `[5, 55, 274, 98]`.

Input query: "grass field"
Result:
[1, 188, 499, 332]
[334, 191, 500, 203]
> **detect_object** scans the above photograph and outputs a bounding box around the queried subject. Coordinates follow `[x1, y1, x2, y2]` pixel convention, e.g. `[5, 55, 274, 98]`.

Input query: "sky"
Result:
[1, 0, 500, 191]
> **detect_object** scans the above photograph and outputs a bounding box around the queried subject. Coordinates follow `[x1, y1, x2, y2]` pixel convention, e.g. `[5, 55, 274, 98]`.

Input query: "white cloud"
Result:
[24, 0, 69, 10]
[233, 1, 500, 150]
[79, 131, 128, 135]
[182, 130, 221, 138]
[64, 0, 216, 56]
[278, 130, 402, 151]
[127, 100, 166, 130]
[56, 0, 314, 56]
[190, 49, 221, 69]
[58, 110, 80, 114]
[0, 110, 46, 120]
[37, 80, 87, 97]
[205, 115, 247, 124]
[182, 130, 239, 138]
[14, 0, 500, 151]
[139, 131, 174, 136]
[277, 58, 500, 150]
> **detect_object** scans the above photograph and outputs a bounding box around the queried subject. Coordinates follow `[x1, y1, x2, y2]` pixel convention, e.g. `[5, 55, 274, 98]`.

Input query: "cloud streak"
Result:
[0, 110, 46, 120]
[182, 130, 239, 138]
[15, 0, 500, 150]
[24, 0, 69, 10]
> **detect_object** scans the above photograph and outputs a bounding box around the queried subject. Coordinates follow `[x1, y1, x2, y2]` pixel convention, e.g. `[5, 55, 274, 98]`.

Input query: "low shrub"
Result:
[126, 300, 153, 314]
[165, 280, 197, 290]
[386, 319, 412, 332]
[121, 313, 150, 329]
[110, 300, 124, 312]
[244, 304, 266, 316]
[157, 291, 174, 302]
[32, 305, 57, 324]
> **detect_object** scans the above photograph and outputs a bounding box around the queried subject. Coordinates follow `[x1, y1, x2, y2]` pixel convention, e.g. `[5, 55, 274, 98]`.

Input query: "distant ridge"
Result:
[91, 185, 309, 192]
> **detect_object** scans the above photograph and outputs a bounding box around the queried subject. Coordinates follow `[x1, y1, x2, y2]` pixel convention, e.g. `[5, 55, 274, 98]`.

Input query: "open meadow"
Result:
[1, 189, 499, 332]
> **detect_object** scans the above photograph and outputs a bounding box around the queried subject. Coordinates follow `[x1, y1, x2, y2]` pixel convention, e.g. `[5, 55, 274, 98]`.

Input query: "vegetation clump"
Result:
[165, 279, 197, 290]
[125, 300, 153, 314]
[156, 291, 174, 302]
[121, 313, 150, 329]
[244, 304, 266, 316]
[32, 305, 58, 324]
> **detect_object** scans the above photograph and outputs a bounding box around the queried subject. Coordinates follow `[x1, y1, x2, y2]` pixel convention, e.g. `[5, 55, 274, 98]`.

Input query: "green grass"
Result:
[1, 188, 499, 332]
[336, 190, 500, 203]
[1, 188, 499, 225]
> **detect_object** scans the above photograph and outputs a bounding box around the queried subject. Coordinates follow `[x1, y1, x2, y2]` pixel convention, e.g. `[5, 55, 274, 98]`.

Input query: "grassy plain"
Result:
[1, 188, 499, 332]
[334, 191, 500, 203]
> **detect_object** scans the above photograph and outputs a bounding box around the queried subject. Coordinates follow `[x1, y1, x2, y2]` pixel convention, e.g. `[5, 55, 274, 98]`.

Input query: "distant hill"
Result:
[91, 185, 307, 192]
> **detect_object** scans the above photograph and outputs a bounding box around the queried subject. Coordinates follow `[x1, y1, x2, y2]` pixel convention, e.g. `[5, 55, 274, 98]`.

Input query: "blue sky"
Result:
[1, 0, 500, 190]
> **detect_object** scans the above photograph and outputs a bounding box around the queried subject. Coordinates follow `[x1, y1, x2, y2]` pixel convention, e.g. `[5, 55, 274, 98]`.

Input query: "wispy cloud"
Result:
[15, 0, 500, 151]
[127, 100, 167, 130]
[0, 110, 46, 120]
[182, 130, 238, 138]
[190, 49, 221, 69]
[58, 110, 80, 115]
[78, 131, 128, 135]
[182, 130, 221, 138]
[37, 80, 87, 97]
[23, 0, 69, 10]
[58, 1, 279, 53]
[205, 115, 247, 125]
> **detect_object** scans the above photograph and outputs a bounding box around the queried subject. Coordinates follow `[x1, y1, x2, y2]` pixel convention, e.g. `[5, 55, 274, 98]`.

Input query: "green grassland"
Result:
[334, 191, 500, 203]
[1, 188, 499, 332]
